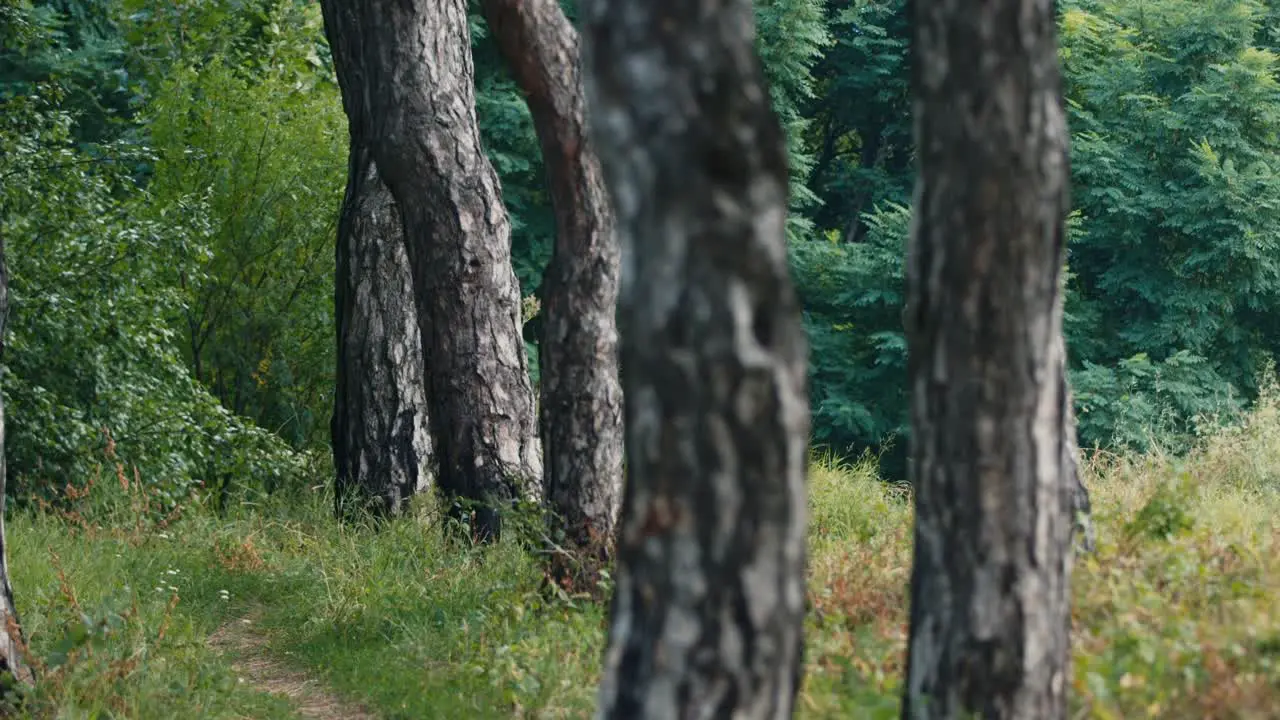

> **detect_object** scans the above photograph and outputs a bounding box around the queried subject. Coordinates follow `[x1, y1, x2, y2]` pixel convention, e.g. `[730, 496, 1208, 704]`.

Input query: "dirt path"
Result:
[209, 609, 377, 720]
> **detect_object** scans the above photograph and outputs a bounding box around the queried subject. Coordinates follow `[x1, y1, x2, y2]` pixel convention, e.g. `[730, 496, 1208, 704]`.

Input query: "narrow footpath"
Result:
[209, 608, 377, 720]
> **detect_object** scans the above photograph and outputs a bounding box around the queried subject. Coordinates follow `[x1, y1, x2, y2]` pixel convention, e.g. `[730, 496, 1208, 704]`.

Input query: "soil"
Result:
[209, 608, 377, 720]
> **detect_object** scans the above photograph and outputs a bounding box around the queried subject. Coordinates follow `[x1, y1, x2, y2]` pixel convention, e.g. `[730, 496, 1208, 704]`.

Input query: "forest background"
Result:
[1, 1, 1279, 717]
[7, 0, 1280, 500]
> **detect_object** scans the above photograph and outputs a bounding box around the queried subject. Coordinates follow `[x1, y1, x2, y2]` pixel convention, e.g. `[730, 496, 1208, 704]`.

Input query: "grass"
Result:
[7, 398, 1280, 718]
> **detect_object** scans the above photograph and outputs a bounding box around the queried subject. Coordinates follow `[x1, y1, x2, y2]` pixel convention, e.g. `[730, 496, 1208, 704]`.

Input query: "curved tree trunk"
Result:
[0, 237, 32, 688]
[582, 1, 811, 716]
[332, 139, 433, 520]
[321, 0, 542, 542]
[901, 0, 1079, 716]
[478, 0, 624, 591]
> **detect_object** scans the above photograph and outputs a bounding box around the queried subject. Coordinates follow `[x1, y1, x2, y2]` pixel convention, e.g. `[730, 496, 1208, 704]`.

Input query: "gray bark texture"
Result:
[320, 0, 542, 541]
[581, 1, 811, 717]
[332, 139, 433, 520]
[478, 0, 624, 590]
[901, 0, 1081, 717]
[1060, 332, 1096, 555]
[0, 238, 32, 689]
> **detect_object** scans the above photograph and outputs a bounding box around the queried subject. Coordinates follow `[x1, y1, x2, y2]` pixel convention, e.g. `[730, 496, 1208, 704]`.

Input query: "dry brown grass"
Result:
[796, 396, 1280, 719]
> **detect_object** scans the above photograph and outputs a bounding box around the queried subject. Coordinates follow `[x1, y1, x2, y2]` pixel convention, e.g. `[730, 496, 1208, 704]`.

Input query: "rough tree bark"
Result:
[0, 237, 32, 689]
[320, 0, 542, 541]
[901, 0, 1081, 716]
[478, 0, 624, 589]
[331, 138, 433, 520]
[1061, 333, 1096, 555]
[582, 1, 811, 717]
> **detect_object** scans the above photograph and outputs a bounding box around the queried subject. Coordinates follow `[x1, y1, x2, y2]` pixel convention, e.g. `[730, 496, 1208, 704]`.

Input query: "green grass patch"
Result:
[8, 399, 1280, 718]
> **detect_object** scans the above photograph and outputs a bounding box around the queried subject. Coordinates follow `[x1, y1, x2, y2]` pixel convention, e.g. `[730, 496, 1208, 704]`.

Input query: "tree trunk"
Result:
[1060, 332, 1096, 555]
[901, 0, 1079, 717]
[581, 2, 811, 717]
[332, 139, 433, 520]
[0, 236, 32, 689]
[320, 0, 542, 542]
[478, 0, 624, 591]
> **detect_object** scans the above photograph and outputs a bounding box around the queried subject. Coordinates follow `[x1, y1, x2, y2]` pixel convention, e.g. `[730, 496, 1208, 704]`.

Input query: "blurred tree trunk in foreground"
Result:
[583, 0, 812, 715]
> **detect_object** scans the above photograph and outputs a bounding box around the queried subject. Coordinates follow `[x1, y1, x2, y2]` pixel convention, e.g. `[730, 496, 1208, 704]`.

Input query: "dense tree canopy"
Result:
[0, 2, 312, 507]
[788, 0, 1280, 474]
[2, 0, 1278, 499]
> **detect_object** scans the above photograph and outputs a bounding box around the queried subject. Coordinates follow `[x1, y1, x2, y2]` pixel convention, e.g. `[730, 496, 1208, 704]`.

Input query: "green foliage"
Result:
[792, 0, 1280, 463]
[791, 204, 908, 471]
[0, 0, 137, 143]
[8, 0, 1280, 487]
[803, 0, 913, 242]
[781, 0, 916, 467]
[0, 0, 558, 494]
[469, 12, 556, 295]
[755, 0, 831, 239]
[1060, 0, 1280, 450]
[0, 11, 309, 506]
[144, 56, 345, 448]
[1124, 470, 1197, 541]
[1073, 351, 1242, 452]
[119, 0, 327, 84]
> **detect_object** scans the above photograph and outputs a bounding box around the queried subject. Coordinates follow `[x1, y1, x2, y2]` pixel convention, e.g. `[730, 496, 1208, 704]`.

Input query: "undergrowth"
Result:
[5, 395, 1280, 718]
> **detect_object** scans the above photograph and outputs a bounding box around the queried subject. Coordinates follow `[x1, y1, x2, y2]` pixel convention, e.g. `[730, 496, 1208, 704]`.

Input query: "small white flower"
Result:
[165, 569, 179, 575]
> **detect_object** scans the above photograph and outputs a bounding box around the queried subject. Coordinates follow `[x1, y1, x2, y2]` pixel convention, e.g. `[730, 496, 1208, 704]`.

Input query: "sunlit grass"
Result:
[8, 397, 1280, 718]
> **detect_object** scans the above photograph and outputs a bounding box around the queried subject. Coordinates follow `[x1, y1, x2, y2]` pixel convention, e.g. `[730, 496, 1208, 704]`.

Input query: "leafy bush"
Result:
[790, 203, 909, 471]
[1060, 0, 1280, 446]
[0, 79, 310, 507]
[1073, 351, 1243, 452]
[144, 56, 345, 448]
